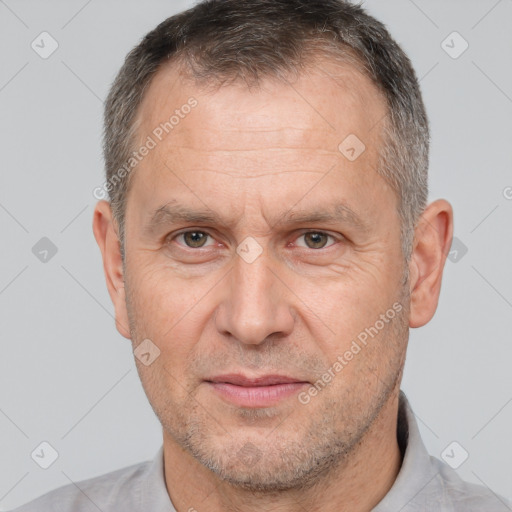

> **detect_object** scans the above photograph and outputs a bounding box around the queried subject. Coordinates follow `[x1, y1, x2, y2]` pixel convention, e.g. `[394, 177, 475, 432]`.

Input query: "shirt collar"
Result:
[373, 390, 439, 511]
[140, 444, 176, 511]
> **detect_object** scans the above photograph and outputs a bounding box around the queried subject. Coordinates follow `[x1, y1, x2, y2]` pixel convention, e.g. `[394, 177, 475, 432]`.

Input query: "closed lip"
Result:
[206, 374, 308, 387]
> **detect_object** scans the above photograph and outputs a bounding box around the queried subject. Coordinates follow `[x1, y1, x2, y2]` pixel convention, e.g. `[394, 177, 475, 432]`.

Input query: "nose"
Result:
[214, 250, 295, 346]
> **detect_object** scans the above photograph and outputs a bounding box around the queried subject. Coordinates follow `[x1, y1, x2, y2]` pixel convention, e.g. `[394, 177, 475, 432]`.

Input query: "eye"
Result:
[295, 232, 337, 249]
[174, 230, 215, 248]
[169, 230, 339, 251]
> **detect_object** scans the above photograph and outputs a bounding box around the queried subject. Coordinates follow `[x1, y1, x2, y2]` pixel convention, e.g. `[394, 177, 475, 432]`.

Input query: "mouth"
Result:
[204, 374, 310, 407]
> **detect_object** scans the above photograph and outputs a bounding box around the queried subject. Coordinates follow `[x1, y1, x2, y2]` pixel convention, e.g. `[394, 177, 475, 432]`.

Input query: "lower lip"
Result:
[207, 382, 308, 407]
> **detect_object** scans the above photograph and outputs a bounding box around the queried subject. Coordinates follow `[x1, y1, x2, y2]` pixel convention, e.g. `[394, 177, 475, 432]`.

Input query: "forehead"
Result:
[126, 57, 394, 228]
[136, 56, 387, 155]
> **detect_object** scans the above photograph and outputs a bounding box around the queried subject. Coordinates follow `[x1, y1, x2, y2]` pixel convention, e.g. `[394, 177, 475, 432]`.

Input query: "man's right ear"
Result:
[92, 200, 131, 339]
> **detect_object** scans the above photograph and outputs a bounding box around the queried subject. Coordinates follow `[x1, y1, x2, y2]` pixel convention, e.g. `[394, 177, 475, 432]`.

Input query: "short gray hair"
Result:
[103, 0, 429, 262]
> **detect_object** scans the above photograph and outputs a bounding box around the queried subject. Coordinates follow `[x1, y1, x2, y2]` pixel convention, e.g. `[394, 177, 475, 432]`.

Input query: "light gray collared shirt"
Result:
[11, 392, 511, 511]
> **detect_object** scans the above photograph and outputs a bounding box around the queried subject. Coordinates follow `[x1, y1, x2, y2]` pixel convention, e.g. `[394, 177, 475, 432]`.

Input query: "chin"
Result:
[178, 426, 354, 493]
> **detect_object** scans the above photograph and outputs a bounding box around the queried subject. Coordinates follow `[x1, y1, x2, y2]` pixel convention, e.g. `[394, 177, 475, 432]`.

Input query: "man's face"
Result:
[121, 60, 409, 490]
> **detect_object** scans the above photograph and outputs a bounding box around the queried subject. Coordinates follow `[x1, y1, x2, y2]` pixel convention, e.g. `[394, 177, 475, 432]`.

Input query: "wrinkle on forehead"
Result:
[169, 169, 328, 179]
[136, 56, 387, 153]
[126, 56, 393, 237]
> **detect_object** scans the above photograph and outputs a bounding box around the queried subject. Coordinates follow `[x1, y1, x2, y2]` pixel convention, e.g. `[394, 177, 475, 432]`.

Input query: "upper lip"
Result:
[206, 374, 307, 387]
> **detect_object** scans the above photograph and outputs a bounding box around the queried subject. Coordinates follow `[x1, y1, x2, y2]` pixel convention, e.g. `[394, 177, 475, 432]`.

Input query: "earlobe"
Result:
[92, 201, 131, 339]
[408, 199, 453, 328]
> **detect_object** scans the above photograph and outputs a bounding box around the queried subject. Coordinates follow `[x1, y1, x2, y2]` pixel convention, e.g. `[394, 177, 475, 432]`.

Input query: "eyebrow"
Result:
[144, 199, 370, 235]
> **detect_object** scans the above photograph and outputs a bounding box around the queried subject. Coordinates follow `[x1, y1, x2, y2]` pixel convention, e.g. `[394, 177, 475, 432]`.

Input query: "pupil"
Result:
[186, 232, 205, 247]
[307, 233, 326, 248]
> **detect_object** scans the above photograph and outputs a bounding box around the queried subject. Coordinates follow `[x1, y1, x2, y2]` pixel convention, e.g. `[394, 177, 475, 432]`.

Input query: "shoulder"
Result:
[428, 456, 512, 511]
[380, 392, 512, 512]
[10, 460, 152, 512]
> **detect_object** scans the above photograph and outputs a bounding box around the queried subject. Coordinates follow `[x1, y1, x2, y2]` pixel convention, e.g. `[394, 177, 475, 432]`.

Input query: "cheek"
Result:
[126, 260, 217, 366]
[304, 265, 401, 351]
[129, 259, 203, 319]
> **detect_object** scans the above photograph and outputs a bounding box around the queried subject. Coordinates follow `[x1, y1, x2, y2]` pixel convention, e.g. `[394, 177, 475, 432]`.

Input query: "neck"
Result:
[163, 392, 402, 512]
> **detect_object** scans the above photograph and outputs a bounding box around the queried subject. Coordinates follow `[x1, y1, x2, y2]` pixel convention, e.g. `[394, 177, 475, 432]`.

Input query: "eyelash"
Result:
[169, 230, 340, 250]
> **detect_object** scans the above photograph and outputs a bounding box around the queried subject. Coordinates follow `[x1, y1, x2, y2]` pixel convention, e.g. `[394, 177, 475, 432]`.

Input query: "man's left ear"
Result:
[408, 199, 454, 328]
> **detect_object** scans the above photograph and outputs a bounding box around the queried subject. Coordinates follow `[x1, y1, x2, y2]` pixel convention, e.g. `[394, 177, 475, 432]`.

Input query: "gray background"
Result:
[1, 0, 511, 509]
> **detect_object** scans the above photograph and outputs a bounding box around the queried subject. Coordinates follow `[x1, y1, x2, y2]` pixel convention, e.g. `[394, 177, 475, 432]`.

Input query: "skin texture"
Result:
[94, 59, 453, 512]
